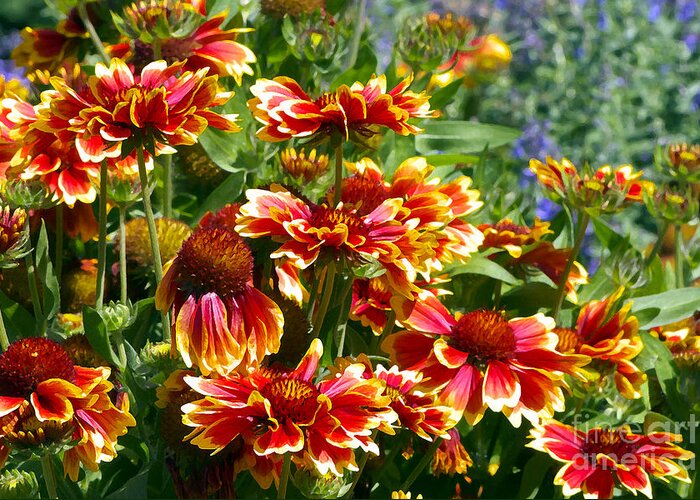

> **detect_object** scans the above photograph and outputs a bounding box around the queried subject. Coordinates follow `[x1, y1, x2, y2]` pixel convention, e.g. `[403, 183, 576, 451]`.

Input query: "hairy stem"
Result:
[24, 218, 43, 333]
[333, 142, 343, 206]
[277, 452, 292, 500]
[644, 220, 669, 268]
[162, 155, 173, 218]
[136, 148, 163, 283]
[345, 430, 378, 498]
[551, 211, 590, 321]
[400, 438, 442, 492]
[0, 310, 9, 351]
[675, 224, 684, 288]
[119, 207, 128, 305]
[312, 262, 336, 339]
[77, 1, 110, 64]
[41, 453, 59, 499]
[369, 310, 395, 354]
[346, 0, 368, 70]
[95, 159, 108, 310]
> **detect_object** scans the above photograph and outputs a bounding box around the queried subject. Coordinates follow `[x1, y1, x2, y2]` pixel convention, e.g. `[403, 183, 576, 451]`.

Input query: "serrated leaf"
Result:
[415, 121, 520, 155]
[630, 288, 700, 329]
[640, 331, 686, 419]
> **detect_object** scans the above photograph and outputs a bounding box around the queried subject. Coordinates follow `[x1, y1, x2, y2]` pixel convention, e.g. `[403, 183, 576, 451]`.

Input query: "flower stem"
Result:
[674, 224, 684, 288]
[312, 262, 336, 338]
[277, 452, 292, 500]
[346, 0, 368, 70]
[551, 211, 590, 322]
[400, 438, 442, 492]
[369, 310, 395, 354]
[95, 159, 108, 310]
[644, 220, 669, 268]
[335, 275, 353, 358]
[54, 203, 63, 284]
[0, 310, 9, 351]
[41, 453, 58, 499]
[345, 429, 378, 498]
[119, 207, 128, 305]
[333, 142, 343, 206]
[136, 148, 163, 283]
[24, 218, 43, 333]
[162, 155, 173, 218]
[77, 1, 110, 64]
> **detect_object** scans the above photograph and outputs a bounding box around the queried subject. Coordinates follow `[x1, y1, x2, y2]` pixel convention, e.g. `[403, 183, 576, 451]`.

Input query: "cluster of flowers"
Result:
[0, 2, 696, 499]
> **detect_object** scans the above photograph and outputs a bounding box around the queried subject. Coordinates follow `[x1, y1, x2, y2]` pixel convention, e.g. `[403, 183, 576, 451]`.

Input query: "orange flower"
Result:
[155, 226, 284, 375]
[110, 0, 255, 85]
[529, 156, 651, 213]
[235, 184, 424, 301]
[0, 79, 36, 179]
[11, 11, 89, 80]
[0, 206, 28, 265]
[555, 288, 646, 399]
[280, 147, 329, 181]
[341, 156, 483, 273]
[248, 74, 436, 142]
[434, 34, 512, 88]
[182, 339, 396, 487]
[0, 338, 135, 479]
[431, 428, 472, 478]
[383, 295, 589, 426]
[479, 218, 552, 258]
[37, 58, 240, 162]
[528, 420, 694, 499]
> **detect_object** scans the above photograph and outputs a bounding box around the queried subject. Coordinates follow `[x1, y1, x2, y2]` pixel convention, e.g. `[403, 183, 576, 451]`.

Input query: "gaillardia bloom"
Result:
[182, 339, 396, 487]
[479, 218, 552, 258]
[155, 225, 284, 375]
[37, 58, 240, 161]
[383, 295, 589, 426]
[432, 428, 472, 478]
[528, 420, 694, 499]
[0, 338, 135, 480]
[110, 0, 256, 85]
[555, 288, 646, 399]
[280, 147, 329, 181]
[248, 74, 436, 142]
[236, 183, 425, 302]
[529, 156, 651, 213]
[0, 206, 28, 267]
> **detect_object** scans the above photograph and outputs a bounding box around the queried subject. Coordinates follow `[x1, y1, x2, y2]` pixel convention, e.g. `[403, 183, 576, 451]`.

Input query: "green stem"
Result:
[335, 275, 353, 358]
[369, 310, 395, 354]
[55, 203, 63, 285]
[333, 143, 343, 206]
[345, 429, 378, 499]
[551, 211, 590, 322]
[119, 207, 128, 305]
[493, 280, 502, 309]
[95, 160, 108, 310]
[277, 452, 291, 500]
[152, 38, 162, 61]
[41, 453, 58, 499]
[400, 438, 442, 492]
[0, 310, 9, 351]
[674, 224, 684, 288]
[136, 148, 163, 283]
[346, 0, 368, 70]
[312, 262, 336, 339]
[644, 220, 669, 268]
[77, 1, 110, 64]
[162, 155, 173, 218]
[24, 218, 43, 333]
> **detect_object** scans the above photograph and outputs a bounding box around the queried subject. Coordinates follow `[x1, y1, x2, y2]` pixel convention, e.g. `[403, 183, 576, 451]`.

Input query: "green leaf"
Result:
[0, 289, 33, 342]
[517, 453, 553, 499]
[197, 127, 246, 173]
[640, 331, 687, 419]
[446, 255, 519, 285]
[121, 298, 155, 350]
[83, 306, 120, 367]
[415, 121, 520, 155]
[426, 78, 464, 110]
[501, 282, 560, 314]
[193, 172, 247, 223]
[630, 288, 700, 329]
[423, 154, 480, 166]
[35, 221, 60, 323]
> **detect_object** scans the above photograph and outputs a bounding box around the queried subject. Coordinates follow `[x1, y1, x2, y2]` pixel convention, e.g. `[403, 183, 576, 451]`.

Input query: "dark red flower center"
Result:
[260, 377, 320, 424]
[580, 429, 640, 466]
[0, 338, 76, 398]
[339, 177, 390, 215]
[449, 310, 515, 363]
[175, 226, 253, 298]
[308, 206, 368, 238]
[493, 221, 530, 235]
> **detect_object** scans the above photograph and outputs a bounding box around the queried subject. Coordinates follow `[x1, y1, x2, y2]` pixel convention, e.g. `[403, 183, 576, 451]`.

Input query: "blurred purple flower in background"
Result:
[0, 31, 27, 86]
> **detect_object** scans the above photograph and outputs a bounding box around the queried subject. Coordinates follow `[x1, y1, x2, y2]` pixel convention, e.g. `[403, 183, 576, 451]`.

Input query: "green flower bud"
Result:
[292, 466, 352, 499]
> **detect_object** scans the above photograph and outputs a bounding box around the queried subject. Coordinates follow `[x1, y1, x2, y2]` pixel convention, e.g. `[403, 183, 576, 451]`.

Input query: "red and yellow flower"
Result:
[555, 288, 646, 399]
[529, 156, 651, 213]
[235, 183, 425, 302]
[528, 419, 694, 499]
[280, 147, 329, 181]
[383, 295, 589, 426]
[36, 58, 240, 162]
[479, 218, 552, 258]
[433, 34, 512, 88]
[181, 339, 396, 487]
[0, 338, 135, 479]
[431, 428, 472, 478]
[156, 225, 284, 375]
[248, 74, 436, 142]
[109, 0, 256, 85]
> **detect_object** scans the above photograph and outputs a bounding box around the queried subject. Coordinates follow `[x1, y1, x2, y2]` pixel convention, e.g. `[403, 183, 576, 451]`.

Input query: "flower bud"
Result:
[0, 469, 39, 499]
